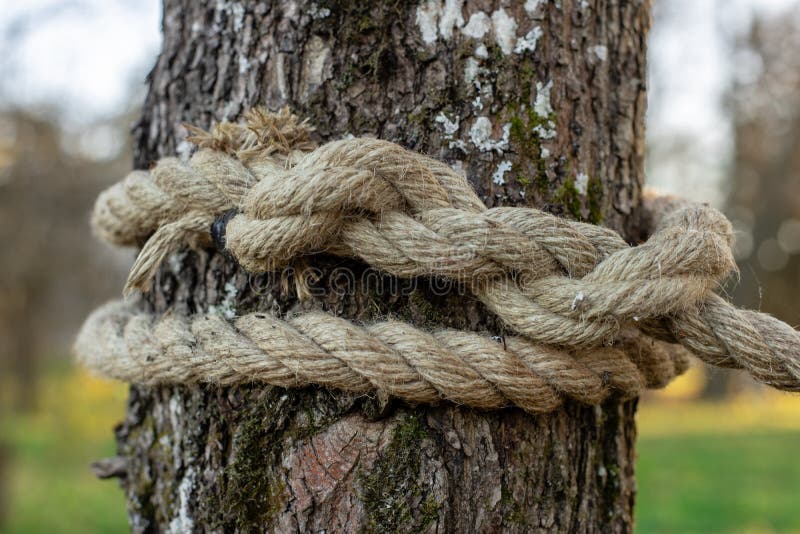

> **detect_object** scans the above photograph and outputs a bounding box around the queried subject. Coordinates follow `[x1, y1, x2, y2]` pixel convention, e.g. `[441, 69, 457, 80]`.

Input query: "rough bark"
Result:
[113, 0, 650, 532]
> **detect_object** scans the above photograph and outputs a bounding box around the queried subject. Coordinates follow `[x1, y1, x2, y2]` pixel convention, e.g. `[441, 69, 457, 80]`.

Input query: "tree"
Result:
[726, 8, 800, 326]
[111, 1, 650, 531]
[0, 112, 130, 411]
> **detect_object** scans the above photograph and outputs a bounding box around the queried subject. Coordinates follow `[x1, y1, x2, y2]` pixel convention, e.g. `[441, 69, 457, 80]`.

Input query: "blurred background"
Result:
[0, 0, 799, 532]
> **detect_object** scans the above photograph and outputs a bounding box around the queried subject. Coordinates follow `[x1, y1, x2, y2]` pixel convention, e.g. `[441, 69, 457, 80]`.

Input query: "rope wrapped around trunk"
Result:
[75, 108, 800, 413]
[75, 301, 687, 414]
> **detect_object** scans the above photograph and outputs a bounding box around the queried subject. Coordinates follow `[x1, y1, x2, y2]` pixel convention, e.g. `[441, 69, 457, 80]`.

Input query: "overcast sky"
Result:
[0, 0, 798, 204]
[0, 0, 160, 123]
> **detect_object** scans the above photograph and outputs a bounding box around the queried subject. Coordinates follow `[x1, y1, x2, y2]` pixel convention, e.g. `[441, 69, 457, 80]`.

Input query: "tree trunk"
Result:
[114, 0, 650, 531]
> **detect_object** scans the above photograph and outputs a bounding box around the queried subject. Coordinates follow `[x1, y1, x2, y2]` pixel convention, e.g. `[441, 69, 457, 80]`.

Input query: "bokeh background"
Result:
[1, 0, 799, 532]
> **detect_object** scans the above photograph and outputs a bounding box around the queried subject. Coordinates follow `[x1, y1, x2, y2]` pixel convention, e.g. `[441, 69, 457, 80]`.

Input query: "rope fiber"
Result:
[75, 108, 800, 412]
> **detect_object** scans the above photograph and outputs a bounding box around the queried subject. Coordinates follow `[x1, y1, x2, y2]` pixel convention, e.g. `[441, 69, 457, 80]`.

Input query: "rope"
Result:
[74, 301, 688, 414]
[77, 108, 800, 406]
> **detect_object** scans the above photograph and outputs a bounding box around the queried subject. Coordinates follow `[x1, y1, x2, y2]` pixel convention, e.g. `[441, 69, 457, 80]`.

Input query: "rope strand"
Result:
[79, 108, 800, 398]
[75, 301, 686, 414]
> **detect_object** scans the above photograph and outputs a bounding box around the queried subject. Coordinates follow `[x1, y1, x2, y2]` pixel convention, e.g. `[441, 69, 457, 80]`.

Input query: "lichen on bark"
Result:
[113, 0, 652, 532]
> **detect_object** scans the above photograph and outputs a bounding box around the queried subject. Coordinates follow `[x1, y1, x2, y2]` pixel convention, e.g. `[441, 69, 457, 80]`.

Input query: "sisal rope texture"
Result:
[74, 108, 800, 414]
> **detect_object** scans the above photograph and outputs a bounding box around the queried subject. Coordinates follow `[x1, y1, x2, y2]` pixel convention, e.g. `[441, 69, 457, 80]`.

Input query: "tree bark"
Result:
[114, 0, 650, 531]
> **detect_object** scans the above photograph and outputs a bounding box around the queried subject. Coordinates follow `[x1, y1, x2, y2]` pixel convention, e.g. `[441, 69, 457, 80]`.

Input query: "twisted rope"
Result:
[80, 108, 800, 400]
[75, 301, 688, 414]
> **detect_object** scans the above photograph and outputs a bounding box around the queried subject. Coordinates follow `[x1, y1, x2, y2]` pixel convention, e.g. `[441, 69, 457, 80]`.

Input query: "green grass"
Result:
[0, 368, 129, 534]
[1, 422, 128, 534]
[636, 431, 800, 533]
[1, 368, 799, 532]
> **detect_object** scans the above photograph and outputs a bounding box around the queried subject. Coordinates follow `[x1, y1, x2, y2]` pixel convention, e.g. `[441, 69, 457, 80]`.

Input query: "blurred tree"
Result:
[725, 8, 800, 348]
[0, 111, 129, 411]
[647, 2, 800, 399]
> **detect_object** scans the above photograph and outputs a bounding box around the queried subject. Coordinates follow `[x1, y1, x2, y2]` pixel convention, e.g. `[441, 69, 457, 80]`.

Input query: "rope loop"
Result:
[76, 108, 800, 413]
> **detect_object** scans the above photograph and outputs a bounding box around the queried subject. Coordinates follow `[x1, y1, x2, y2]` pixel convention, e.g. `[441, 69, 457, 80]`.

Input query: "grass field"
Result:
[0, 368, 128, 533]
[0, 368, 798, 533]
[637, 431, 800, 533]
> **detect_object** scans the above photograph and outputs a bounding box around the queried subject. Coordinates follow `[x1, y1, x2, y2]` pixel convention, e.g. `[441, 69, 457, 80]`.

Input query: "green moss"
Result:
[554, 178, 582, 220]
[316, 0, 405, 86]
[358, 412, 441, 532]
[509, 115, 526, 140]
[508, 111, 551, 198]
[516, 60, 537, 100]
[221, 399, 287, 529]
[404, 289, 444, 327]
[124, 412, 159, 522]
[586, 175, 604, 224]
[420, 495, 442, 527]
[501, 487, 526, 525]
[213, 386, 389, 530]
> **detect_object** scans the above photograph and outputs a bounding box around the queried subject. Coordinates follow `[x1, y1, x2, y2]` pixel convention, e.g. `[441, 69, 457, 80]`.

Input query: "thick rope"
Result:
[85, 109, 800, 393]
[75, 301, 688, 414]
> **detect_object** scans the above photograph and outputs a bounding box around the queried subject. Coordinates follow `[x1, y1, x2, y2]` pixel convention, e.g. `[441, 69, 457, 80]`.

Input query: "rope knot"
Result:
[80, 108, 800, 396]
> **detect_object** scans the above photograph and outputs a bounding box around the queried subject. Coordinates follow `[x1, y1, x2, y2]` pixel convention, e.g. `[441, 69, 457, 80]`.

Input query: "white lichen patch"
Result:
[308, 3, 331, 19]
[436, 113, 467, 151]
[575, 172, 589, 195]
[167, 395, 186, 469]
[238, 55, 251, 75]
[439, 0, 465, 40]
[540, 146, 551, 159]
[208, 281, 238, 319]
[524, 0, 544, 13]
[230, 2, 245, 31]
[466, 64, 493, 112]
[449, 139, 468, 152]
[168, 395, 182, 433]
[464, 57, 485, 85]
[533, 124, 557, 139]
[469, 117, 511, 153]
[464, 57, 481, 84]
[416, 1, 440, 44]
[491, 9, 517, 55]
[435, 112, 459, 138]
[534, 80, 554, 117]
[467, 69, 486, 110]
[532, 80, 557, 139]
[168, 467, 196, 534]
[514, 27, 543, 54]
[591, 45, 608, 61]
[416, 0, 466, 44]
[215, 1, 246, 32]
[462, 12, 491, 39]
[475, 43, 489, 58]
[492, 161, 513, 185]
